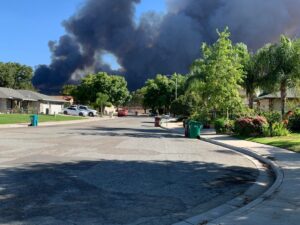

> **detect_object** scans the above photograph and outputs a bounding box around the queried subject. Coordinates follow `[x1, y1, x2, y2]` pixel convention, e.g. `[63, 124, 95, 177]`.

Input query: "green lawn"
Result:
[0, 114, 85, 125]
[242, 133, 300, 153]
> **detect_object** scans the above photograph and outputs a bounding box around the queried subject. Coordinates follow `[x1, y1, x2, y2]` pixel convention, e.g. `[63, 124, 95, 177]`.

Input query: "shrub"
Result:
[234, 116, 267, 136]
[263, 122, 290, 137]
[288, 109, 300, 132]
[214, 118, 234, 134]
[190, 111, 211, 128]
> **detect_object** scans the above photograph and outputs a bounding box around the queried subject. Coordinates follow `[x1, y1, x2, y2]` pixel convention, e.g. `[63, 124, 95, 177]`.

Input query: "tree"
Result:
[187, 28, 245, 116]
[95, 92, 109, 116]
[61, 84, 77, 96]
[261, 36, 300, 116]
[0, 62, 34, 90]
[142, 74, 187, 114]
[170, 92, 200, 116]
[74, 72, 130, 107]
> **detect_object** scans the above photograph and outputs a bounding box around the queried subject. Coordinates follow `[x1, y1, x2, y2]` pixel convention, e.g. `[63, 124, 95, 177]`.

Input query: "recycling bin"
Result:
[184, 119, 190, 137]
[30, 114, 38, 127]
[188, 120, 203, 138]
[154, 116, 161, 127]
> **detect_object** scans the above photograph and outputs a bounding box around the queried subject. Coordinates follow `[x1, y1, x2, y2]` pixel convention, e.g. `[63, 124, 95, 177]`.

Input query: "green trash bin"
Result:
[188, 120, 203, 138]
[30, 114, 39, 127]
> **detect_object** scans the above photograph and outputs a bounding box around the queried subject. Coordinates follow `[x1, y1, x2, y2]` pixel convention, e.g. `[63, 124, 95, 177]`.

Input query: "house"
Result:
[0, 87, 66, 115]
[18, 90, 66, 114]
[0, 87, 26, 113]
[255, 89, 300, 112]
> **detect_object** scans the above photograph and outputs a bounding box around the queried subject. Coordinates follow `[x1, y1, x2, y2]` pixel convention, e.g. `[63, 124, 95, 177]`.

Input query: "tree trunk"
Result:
[280, 82, 287, 117]
[248, 93, 254, 109]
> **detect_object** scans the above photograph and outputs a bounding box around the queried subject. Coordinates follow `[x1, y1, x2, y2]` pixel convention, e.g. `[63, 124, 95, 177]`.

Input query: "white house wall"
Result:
[39, 102, 63, 115]
[49, 104, 63, 115]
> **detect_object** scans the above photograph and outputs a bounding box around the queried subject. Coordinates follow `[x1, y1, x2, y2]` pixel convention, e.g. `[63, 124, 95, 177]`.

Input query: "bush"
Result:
[214, 118, 234, 134]
[234, 116, 267, 136]
[263, 122, 290, 137]
[190, 111, 211, 128]
[288, 109, 300, 132]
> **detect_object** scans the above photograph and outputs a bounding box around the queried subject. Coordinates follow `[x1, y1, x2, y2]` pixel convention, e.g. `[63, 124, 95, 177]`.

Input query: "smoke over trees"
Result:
[32, 0, 300, 93]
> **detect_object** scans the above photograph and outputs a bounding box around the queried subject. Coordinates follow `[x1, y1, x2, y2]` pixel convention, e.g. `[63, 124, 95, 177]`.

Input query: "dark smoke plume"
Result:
[32, 0, 300, 93]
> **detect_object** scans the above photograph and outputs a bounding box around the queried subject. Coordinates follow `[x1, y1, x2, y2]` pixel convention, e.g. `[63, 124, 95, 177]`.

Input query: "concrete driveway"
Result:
[0, 117, 259, 225]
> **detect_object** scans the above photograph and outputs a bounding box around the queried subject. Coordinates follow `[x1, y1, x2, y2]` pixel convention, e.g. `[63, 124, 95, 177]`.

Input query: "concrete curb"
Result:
[0, 116, 114, 129]
[160, 122, 283, 225]
[201, 137, 284, 225]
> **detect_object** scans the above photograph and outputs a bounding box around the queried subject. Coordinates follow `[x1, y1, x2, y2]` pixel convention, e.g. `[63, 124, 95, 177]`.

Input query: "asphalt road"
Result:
[0, 117, 259, 225]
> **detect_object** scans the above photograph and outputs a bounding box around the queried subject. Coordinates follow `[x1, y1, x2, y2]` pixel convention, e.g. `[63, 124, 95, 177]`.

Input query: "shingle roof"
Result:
[0, 87, 66, 103]
[18, 90, 66, 103]
[0, 87, 25, 100]
[256, 89, 300, 100]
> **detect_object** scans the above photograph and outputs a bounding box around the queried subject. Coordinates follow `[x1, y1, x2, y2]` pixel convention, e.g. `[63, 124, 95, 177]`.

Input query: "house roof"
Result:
[0, 87, 66, 103]
[18, 90, 67, 103]
[256, 89, 300, 100]
[0, 87, 25, 100]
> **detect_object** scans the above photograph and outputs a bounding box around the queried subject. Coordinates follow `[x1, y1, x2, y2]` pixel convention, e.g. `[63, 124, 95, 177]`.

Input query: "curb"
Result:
[200, 137, 284, 225]
[160, 122, 283, 225]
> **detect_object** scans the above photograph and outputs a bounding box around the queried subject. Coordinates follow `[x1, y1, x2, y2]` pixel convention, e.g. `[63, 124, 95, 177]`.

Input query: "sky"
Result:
[0, 0, 166, 69]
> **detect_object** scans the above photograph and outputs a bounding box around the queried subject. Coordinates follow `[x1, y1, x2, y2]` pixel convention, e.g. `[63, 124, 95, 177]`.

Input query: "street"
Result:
[0, 117, 259, 225]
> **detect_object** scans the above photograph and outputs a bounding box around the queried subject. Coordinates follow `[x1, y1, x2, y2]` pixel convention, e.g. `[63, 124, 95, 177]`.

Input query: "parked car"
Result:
[77, 105, 98, 117]
[118, 109, 128, 117]
[63, 107, 88, 117]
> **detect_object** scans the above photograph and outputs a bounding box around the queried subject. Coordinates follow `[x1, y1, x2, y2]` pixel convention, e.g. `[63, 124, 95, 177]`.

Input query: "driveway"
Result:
[0, 117, 260, 225]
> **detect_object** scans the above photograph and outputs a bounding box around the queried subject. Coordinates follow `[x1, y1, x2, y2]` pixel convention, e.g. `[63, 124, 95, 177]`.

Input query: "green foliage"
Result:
[95, 92, 109, 115]
[142, 73, 187, 114]
[61, 84, 77, 96]
[187, 28, 245, 116]
[288, 109, 300, 132]
[262, 122, 290, 137]
[214, 118, 234, 134]
[0, 62, 34, 90]
[74, 72, 130, 106]
[170, 92, 200, 116]
[127, 88, 145, 107]
[259, 36, 300, 115]
[189, 110, 211, 126]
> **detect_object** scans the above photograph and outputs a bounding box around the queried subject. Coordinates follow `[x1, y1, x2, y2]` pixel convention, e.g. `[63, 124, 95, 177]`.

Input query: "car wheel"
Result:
[88, 112, 94, 117]
[79, 112, 84, 116]
[64, 111, 68, 115]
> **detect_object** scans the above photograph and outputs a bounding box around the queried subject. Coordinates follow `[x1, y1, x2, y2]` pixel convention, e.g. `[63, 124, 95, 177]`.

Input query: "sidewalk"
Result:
[0, 116, 114, 129]
[161, 121, 300, 225]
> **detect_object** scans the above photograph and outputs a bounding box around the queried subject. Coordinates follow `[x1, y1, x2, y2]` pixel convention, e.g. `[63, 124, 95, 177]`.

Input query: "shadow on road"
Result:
[62, 125, 184, 139]
[0, 160, 261, 225]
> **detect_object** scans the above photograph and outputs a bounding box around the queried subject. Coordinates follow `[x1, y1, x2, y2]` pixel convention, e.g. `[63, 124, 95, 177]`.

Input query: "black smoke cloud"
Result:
[32, 0, 300, 93]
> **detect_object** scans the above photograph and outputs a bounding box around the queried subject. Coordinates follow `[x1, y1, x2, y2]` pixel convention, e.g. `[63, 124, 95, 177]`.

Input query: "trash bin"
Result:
[184, 119, 190, 137]
[188, 120, 203, 138]
[30, 114, 38, 127]
[154, 116, 161, 127]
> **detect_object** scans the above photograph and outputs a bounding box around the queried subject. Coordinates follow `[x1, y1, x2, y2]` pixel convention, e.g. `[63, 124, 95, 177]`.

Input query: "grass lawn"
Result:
[242, 133, 300, 153]
[0, 114, 85, 125]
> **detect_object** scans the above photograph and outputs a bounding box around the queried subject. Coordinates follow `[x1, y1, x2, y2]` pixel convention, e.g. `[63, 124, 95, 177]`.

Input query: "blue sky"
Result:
[0, 0, 166, 69]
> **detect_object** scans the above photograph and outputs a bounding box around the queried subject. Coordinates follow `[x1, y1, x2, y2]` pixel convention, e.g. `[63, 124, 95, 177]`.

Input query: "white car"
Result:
[77, 105, 98, 117]
[63, 107, 88, 117]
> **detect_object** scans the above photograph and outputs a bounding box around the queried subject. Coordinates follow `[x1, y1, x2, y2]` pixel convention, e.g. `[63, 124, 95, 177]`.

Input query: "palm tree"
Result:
[262, 36, 300, 116]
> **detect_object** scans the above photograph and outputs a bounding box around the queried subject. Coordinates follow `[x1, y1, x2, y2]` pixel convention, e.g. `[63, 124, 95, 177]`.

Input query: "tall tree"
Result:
[142, 74, 186, 114]
[75, 72, 130, 107]
[0, 62, 33, 89]
[187, 28, 245, 115]
[262, 36, 300, 116]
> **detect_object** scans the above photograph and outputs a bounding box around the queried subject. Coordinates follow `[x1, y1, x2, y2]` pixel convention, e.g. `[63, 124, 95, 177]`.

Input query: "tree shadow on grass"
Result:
[0, 160, 263, 225]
